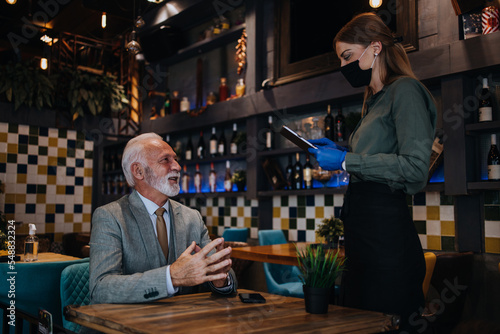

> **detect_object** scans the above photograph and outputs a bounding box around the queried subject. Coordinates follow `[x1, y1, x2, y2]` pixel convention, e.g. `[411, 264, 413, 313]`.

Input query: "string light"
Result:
[40, 58, 48, 70]
[369, 0, 382, 8]
[6, 0, 17, 5]
[101, 12, 107, 29]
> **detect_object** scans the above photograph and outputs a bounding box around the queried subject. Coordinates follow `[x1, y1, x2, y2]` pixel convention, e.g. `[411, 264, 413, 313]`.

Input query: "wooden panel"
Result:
[455, 195, 485, 252]
[418, 0, 438, 38]
[450, 32, 500, 74]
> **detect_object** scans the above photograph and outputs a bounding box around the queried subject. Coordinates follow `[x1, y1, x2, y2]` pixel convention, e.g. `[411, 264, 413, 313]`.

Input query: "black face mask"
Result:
[340, 47, 377, 88]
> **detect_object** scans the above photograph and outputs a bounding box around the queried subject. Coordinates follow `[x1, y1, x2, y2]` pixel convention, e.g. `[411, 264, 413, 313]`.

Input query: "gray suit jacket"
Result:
[89, 190, 237, 304]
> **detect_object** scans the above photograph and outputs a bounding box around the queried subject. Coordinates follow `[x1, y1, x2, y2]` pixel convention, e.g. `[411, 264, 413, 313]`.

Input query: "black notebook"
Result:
[279, 125, 317, 152]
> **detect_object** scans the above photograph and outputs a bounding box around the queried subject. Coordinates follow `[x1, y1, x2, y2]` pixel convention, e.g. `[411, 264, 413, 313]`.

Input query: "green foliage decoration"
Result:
[296, 243, 346, 288]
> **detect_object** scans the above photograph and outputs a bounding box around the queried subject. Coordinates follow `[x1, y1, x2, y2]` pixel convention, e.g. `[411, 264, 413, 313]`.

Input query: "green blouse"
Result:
[345, 77, 437, 195]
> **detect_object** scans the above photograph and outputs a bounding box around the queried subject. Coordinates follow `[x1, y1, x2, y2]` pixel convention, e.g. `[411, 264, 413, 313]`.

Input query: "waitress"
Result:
[308, 13, 437, 332]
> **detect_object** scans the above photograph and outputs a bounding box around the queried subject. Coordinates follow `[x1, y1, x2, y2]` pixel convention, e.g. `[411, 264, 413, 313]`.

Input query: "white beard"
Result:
[145, 167, 180, 197]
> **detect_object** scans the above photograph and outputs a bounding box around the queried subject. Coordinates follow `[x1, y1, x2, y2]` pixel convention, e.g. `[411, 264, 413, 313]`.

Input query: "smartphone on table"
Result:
[239, 293, 266, 303]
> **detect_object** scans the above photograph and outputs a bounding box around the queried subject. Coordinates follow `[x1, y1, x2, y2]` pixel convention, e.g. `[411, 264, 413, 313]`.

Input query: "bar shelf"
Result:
[258, 186, 348, 197]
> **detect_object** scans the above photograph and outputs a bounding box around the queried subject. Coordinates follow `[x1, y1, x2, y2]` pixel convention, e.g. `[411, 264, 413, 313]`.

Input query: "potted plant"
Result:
[296, 244, 346, 314]
[231, 170, 246, 192]
[316, 216, 344, 249]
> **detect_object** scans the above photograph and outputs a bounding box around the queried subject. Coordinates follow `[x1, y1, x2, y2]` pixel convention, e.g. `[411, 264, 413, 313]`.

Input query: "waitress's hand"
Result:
[308, 146, 347, 171]
[309, 138, 349, 152]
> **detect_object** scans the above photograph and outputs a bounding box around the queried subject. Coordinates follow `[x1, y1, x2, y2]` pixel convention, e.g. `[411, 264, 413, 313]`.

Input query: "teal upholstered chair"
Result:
[222, 228, 249, 242]
[258, 230, 304, 298]
[0, 257, 89, 331]
[60, 261, 91, 332]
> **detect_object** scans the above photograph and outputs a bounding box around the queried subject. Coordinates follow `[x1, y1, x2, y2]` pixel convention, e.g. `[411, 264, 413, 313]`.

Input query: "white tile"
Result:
[306, 230, 316, 242]
[324, 207, 335, 219]
[58, 138, 67, 148]
[18, 125, 29, 135]
[230, 206, 238, 217]
[35, 222, 45, 234]
[250, 228, 258, 239]
[237, 217, 244, 227]
[288, 195, 297, 207]
[67, 130, 77, 140]
[18, 154, 27, 164]
[82, 223, 91, 232]
[56, 195, 66, 204]
[35, 214, 46, 223]
[73, 213, 82, 223]
[413, 206, 427, 220]
[35, 204, 46, 214]
[440, 205, 454, 221]
[273, 218, 281, 229]
[273, 196, 280, 207]
[65, 196, 74, 206]
[237, 196, 244, 207]
[418, 235, 428, 249]
[280, 207, 289, 219]
[26, 194, 36, 203]
[426, 192, 440, 206]
[27, 165, 37, 175]
[5, 182, 15, 193]
[0, 122, 7, 132]
[46, 185, 56, 195]
[38, 137, 48, 146]
[0, 143, 6, 152]
[6, 164, 17, 175]
[84, 141, 94, 150]
[334, 194, 344, 207]
[38, 156, 47, 165]
[64, 223, 74, 233]
[251, 199, 258, 207]
[66, 158, 75, 167]
[7, 133, 18, 143]
[84, 159, 93, 168]
[28, 145, 38, 155]
[217, 226, 225, 236]
[485, 221, 500, 238]
[315, 195, 324, 207]
[83, 177, 93, 186]
[297, 218, 306, 230]
[205, 216, 213, 226]
[426, 220, 441, 236]
[54, 222, 65, 233]
[48, 128, 58, 137]
[48, 147, 57, 157]
[244, 207, 251, 217]
[74, 187, 83, 197]
[224, 216, 231, 227]
[288, 229, 298, 242]
[75, 150, 84, 159]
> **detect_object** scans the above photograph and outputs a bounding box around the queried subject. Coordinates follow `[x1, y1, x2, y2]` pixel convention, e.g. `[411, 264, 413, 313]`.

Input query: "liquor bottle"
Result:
[265, 115, 274, 150]
[164, 88, 171, 115]
[230, 123, 238, 155]
[181, 165, 190, 193]
[219, 77, 230, 102]
[285, 155, 294, 190]
[235, 78, 245, 97]
[194, 164, 202, 193]
[224, 160, 232, 192]
[180, 97, 190, 112]
[110, 151, 116, 171]
[165, 134, 172, 148]
[293, 152, 303, 190]
[171, 91, 180, 114]
[324, 104, 334, 140]
[185, 136, 193, 161]
[24, 224, 39, 262]
[209, 127, 218, 157]
[197, 131, 205, 159]
[209, 162, 217, 192]
[479, 78, 493, 122]
[303, 154, 313, 189]
[488, 134, 500, 180]
[218, 130, 226, 156]
[334, 107, 346, 142]
[115, 151, 122, 171]
[310, 117, 323, 140]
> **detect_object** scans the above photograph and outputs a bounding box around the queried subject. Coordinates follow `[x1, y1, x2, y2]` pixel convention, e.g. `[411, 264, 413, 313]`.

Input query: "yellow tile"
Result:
[244, 217, 251, 227]
[73, 223, 82, 233]
[46, 204, 55, 214]
[54, 233, 64, 242]
[47, 175, 57, 184]
[5, 214, 15, 221]
[84, 168, 93, 177]
[0, 132, 7, 142]
[58, 148, 67, 157]
[57, 185, 66, 194]
[427, 235, 442, 251]
[17, 224, 29, 234]
[36, 194, 46, 203]
[38, 165, 47, 175]
[65, 213, 74, 223]
[206, 207, 212, 217]
[45, 223, 55, 233]
[427, 206, 440, 220]
[49, 137, 58, 147]
[485, 238, 500, 254]
[15, 194, 26, 203]
[7, 143, 17, 154]
[273, 207, 281, 218]
[0, 152, 6, 163]
[315, 207, 324, 218]
[5, 194, 16, 204]
[281, 218, 289, 230]
[441, 221, 455, 236]
[48, 156, 57, 165]
[83, 213, 92, 223]
[237, 207, 244, 217]
[17, 174, 27, 184]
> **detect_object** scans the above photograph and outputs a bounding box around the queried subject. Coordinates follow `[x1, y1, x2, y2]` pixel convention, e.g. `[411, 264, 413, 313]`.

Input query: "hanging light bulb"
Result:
[135, 16, 145, 29]
[126, 30, 141, 54]
[40, 57, 48, 70]
[369, 0, 382, 8]
[101, 12, 107, 28]
[6, 0, 17, 5]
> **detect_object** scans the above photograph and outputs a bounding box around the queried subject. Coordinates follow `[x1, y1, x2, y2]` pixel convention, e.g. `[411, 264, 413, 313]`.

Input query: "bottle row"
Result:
[476, 77, 499, 123]
[102, 174, 133, 196]
[180, 161, 245, 194]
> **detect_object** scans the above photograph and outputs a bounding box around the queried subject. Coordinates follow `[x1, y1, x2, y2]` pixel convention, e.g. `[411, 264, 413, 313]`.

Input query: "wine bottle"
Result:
[293, 152, 303, 190]
[164, 88, 171, 115]
[335, 107, 346, 142]
[194, 164, 202, 193]
[230, 123, 238, 155]
[479, 78, 493, 122]
[171, 91, 180, 114]
[219, 77, 230, 102]
[303, 154, 313, 189]
[209, 162, 217, 192]
[181, 165, 190, 193]
[197, 131, 205, 160]
[165, 134, 172, 148]
[324, 104, 334, 141]
[209, 127, 218, 157]
[265, 115, 274, 150]
[185, 136, 193, 161]
[285, 155, 294, 190]
[218, 130, 226, 156]
[224, 160, 232, 192]
[488, 134, 500, 180]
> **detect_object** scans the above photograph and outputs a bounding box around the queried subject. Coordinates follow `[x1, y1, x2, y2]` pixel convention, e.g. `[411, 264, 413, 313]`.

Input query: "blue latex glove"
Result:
[308, 146, 347, 171]
[309, 138, 349, 152]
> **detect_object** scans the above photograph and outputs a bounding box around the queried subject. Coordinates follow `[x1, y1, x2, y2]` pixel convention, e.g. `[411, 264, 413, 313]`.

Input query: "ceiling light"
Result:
[40, 57, 48, 70]
[135, 16, 145, 29]
[6, 0, 17, 5]
[369, 0, 382, 8]
[126, 30, 141, 54]
[101, 12, 107, 29]
[147, 0, 163, 3]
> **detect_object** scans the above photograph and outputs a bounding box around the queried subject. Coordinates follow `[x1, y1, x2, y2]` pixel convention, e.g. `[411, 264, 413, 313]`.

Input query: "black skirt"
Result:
[339, 181, 425, 328]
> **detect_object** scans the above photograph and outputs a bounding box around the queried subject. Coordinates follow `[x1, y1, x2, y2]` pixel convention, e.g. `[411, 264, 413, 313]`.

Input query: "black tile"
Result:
[58, 128, 67, 138]
[47, 166, 57, 175]
[26, 184, 37, 194]
[230, 197, 237, 206]
[281, 195, 288, 207]
[251, 207, 258, 217]
[18, 144, 28, 154]
[75, 158, 84, 168]
[66, 167, 75, 176]
[0, 163, 5, 173]
[8, 123, 18, 133]
[66, 148, 75, 158]
[213, 198, 219, 207]
[298, 230, 306, 242]
[25, 204, 36, 214]
[18, 135, 28, 145]
[414, 220, 426, 235]
[57, 157, 66, 166]
[218, 207, 224, 216]
[306, 195, 315, 206]
[244, 198, 251, 206]
[251, 217, 258, 227]
[297, 195, 306, 207]
[65, 185, 74, 195]
[28, 155, 38, 165]
[218, 216, 224, 226]
[67, 139, 76, 149]
[37, 185, 46, 194]
[441, 236, 456, 252]
[297, 207, 306, 218]
[28, 136, 38, 146]
[85, 150, 93, 159]
[56, 204, 65, 213]
[440, 194, 454, 206]
[231, 217, 237, 227]
[7, 154, 17, 163]
[289, 218, 297, 230]
[45, 214, 55, 223]
[29, 126, 38, 136]
[39, 127, 48, 137]
[38, 146, 48, 156]
[334, 207, 342, 218]
[17, 164, 27, 174]
[77, 131, 85, 140]
[306, 219, 315, 230]
[413, 192, 426, 205]
[75, 177, 83, 186]
[289, 207, 297, 218]
[325, 195, 334, 206]
[484, 191, 500, 205]
[224, 207, 230, 216]
[484, 206, 500, 221]
[4, 204, 15, 214]
[76, 140, 85, 149]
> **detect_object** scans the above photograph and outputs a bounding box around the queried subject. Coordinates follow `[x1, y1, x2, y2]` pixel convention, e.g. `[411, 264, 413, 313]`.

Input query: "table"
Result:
[18, 252, 81, 262]
[64, 289, 397, 333]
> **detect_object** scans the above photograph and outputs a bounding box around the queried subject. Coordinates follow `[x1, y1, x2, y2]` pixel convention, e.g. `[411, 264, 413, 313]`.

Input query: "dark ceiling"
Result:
[0, 0, 161, 62]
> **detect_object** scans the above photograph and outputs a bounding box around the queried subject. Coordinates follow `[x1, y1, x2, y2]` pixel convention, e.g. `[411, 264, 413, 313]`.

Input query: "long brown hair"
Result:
[334, 13, 416, 112]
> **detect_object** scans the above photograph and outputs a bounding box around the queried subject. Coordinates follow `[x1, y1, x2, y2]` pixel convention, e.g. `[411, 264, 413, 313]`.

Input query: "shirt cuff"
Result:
[342, 160, 346, 170]
[166, 265, 179, 296]
[208, 274, 234, 294]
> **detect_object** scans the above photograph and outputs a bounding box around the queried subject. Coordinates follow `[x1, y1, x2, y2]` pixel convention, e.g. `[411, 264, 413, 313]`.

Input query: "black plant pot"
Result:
[303, 285, 330, 314]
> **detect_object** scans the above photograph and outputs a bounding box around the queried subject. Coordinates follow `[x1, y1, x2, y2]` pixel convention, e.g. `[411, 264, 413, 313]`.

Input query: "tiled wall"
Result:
[0, 122, 94, 242]
[484, 191, 500, 254]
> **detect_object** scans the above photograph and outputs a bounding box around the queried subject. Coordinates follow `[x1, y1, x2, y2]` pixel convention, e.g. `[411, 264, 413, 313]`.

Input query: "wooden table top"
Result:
[64, 289, 396, 333]
[0, 252, 82, 263]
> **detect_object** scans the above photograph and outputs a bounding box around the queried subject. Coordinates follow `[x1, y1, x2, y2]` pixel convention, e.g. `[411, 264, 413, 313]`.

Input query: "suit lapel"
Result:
[169, 200, 187, 264]
[128, 190, 167, 268]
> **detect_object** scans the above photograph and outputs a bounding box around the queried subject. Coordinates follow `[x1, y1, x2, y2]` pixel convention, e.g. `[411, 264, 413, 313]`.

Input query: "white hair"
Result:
[122, 133, 163, 187]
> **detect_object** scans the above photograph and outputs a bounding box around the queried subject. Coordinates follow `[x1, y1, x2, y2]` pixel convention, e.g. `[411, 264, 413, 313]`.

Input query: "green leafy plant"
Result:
[231, 170, 246, 184]
[296, 243, 345, 288]
[317, 216, 344, 245]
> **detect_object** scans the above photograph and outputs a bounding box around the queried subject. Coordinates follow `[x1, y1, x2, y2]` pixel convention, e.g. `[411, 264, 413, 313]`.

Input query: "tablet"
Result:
[279, 125, 318, 151]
